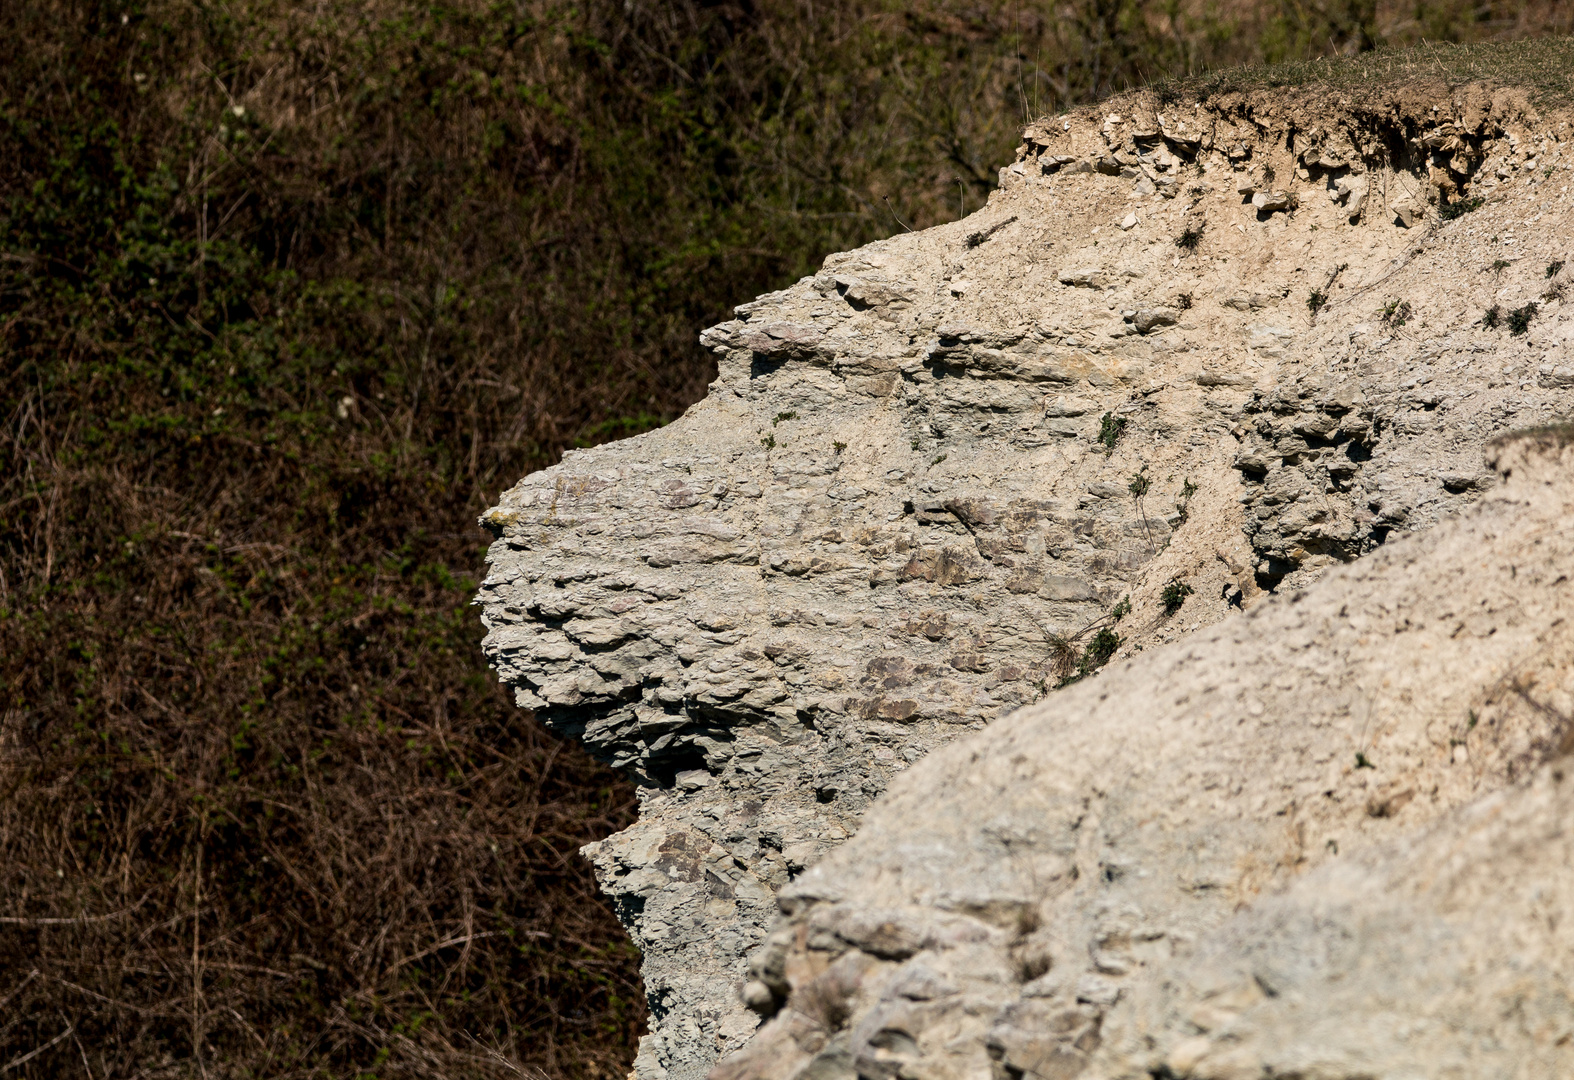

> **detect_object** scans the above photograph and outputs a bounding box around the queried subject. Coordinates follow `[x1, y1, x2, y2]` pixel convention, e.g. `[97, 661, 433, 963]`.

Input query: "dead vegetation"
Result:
[3, 0, 1572, 1076]
[1147, 27, 1574, 104]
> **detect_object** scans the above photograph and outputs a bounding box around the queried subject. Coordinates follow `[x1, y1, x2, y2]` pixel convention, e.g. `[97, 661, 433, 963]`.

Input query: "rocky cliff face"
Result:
[475, 77, 1574, 1080]
[713, 429, 1574, 1080]
[1095, 739, 1574, 1080]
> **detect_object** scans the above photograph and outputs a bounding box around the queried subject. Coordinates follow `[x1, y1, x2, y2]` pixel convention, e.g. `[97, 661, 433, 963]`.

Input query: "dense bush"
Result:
[2, 0, 1568, 1076]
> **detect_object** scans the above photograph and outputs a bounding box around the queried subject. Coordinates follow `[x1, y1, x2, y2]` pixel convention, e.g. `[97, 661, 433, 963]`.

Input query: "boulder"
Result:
[1251, 189, 1298, 213]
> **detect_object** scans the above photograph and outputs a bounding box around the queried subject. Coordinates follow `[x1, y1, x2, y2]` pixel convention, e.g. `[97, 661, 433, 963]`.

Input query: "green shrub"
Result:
[1437, 195, 1483, 220]
[1078, 628, 1122, 675]
[1161, 578, 1195, 614]
[1509, 302, 1539, 335]
[1174, 477, 1200, 525]
[1381, 299, 1413, 326]
[1099, 412, 1128, 452]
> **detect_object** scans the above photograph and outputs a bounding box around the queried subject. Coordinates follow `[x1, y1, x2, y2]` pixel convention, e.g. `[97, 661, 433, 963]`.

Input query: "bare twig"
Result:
[192, 815, 207, 1080]
[0, 973, 38, 1011]
[0, 891, 153, 925]
[1509, 675, 1574, 758]
[881, 196, 913, 232]
[386, 930, 521, 974]
[1, 1024, 74, 1073]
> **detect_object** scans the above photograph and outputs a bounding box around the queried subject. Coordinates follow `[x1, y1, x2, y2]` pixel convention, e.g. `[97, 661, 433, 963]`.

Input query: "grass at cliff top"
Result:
[1143, 34, 1574, 103]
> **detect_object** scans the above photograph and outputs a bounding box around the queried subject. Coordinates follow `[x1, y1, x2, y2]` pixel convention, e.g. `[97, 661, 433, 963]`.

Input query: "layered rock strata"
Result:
[476, 80, 1574, 1079]
[713, 429, 1574, 1080]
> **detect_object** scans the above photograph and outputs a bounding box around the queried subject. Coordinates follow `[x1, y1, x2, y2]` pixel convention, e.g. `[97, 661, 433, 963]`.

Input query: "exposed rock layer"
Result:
[476, 80, 1574, 1079]
[713, 430, 1574, 1080]
[1095, 752, 1574, 1079]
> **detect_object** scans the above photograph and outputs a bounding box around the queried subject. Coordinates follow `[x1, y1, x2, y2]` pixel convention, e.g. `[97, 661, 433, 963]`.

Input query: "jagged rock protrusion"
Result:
[478, 79, 1573, 1079]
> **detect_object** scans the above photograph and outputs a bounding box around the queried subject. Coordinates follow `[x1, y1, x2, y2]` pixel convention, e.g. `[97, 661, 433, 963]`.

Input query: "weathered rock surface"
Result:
[714, 430, 1574, 1080]
[1094, 755, 1574, 1079]
[475, 77, 1574, 1079]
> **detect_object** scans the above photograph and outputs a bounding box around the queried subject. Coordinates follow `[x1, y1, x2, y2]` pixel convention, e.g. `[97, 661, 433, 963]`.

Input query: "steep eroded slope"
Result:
[477, 78, 1574, 1079]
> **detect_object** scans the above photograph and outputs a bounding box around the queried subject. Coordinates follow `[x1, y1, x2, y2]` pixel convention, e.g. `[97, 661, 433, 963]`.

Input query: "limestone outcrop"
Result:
[1094, 751, 1574, 1080]
[711, 429, 1574, 1080]
[476, 76, 1574, 1079]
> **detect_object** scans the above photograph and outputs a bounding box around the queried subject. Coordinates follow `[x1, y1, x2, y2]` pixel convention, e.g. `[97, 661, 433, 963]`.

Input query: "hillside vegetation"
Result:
[1, 1, 1570, 1077]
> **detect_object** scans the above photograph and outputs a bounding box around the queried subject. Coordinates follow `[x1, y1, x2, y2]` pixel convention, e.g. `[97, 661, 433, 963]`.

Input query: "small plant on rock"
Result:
[1128, 468, 1155, 551]
[1508, 302, 1538, 336]
[1173, 477, 1199, 525]
[1483, 304, 1503, 329]
[1491, 258, 1510, 275]
[1175, 292, 1193, 310]
[1307, 289, 1328, 315]
[1098, 411, 1126, 454]
[1546, 261, 1568, 302]
[1437, 196, 1483, 221]
[1381, 299, 1412, 327]
[832, 441, 847, 453]
[772, 410, 797, 425]
[1047, 600, 1129, 687]
[1161, 577, 1194, 615]
[1046, 633, 1080, 683]
[1077, 628, 1121, 676]
[1174, 223, 1204, 251]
